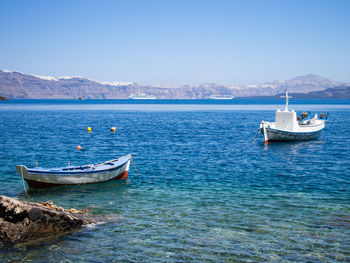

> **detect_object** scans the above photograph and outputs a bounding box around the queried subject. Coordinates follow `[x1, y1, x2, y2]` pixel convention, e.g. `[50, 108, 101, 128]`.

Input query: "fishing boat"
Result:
[16, 155, 131, 189]
[258, 91, 328, 143]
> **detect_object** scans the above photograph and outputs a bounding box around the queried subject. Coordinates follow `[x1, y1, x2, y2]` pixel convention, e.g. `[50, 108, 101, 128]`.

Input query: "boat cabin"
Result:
[275, 109, 298, 131]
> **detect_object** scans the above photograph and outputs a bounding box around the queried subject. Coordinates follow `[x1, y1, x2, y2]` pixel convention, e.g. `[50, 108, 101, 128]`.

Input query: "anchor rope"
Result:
[130, 155, 141, 176]
[251, 128, 262, 144]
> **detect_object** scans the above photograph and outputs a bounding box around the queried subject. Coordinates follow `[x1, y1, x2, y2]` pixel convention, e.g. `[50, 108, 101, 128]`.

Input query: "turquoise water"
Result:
[0, 100, 349, 262]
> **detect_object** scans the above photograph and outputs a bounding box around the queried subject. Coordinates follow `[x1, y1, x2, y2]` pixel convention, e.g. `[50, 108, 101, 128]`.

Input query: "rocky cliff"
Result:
[286, 85, 350, 99]
[0, 70, 345, 99]
[244, 85, 350, 99]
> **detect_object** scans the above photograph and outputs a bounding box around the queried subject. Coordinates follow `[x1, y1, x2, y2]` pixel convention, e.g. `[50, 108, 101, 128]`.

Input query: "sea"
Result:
[0, 99, 349, 262]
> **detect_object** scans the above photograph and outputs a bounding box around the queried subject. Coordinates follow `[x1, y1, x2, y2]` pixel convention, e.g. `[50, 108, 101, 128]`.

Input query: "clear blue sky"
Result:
[0, 0, 349, 85]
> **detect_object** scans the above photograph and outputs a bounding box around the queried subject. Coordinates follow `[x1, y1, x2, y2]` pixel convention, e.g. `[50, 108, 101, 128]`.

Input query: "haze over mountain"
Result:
[256, 85, 350, 100]
[0, 69, 347, 99]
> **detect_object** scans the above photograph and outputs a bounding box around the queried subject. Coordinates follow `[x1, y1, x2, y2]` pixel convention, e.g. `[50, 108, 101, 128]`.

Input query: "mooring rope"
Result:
[20, 166, 28, 195]
[251, 128, 262, 144]
[129, 155, 141, 176]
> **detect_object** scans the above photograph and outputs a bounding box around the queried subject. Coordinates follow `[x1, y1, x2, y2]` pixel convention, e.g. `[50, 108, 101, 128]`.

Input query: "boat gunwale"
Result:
[266, 126, 324, 135]
[25, 157, 130, 175]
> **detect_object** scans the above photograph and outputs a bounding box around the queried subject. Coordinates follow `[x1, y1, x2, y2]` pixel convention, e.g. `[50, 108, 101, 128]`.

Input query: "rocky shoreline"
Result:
[0, 195, 101, 245]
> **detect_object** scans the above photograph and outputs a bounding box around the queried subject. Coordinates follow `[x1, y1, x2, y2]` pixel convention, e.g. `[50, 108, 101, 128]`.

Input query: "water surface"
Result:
[0, 100, 349, 262]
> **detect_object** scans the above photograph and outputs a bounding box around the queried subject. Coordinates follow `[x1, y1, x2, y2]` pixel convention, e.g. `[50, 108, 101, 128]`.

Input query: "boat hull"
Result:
[24, 171, 129, 189]
[263, 127, 323, 141]
[259, 90, 327, 143]
[17, 156, 130, 189]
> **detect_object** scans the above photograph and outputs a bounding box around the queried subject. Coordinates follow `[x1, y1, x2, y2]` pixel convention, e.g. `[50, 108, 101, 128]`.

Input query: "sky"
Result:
[0, 0, 349, 85]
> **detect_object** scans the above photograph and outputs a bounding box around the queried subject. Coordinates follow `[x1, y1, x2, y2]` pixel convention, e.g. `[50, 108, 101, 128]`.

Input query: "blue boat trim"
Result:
[266, 127, 323, 135]
[27, 159, 129, 175]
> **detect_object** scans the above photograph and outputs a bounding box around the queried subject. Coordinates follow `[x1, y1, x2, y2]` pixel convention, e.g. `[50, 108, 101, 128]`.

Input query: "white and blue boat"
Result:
[259, 91, 327, 143]
[16, 155, 131, 189]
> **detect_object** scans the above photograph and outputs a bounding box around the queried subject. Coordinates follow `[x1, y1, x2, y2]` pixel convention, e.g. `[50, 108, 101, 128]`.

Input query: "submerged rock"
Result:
[0, 195, 98, 245]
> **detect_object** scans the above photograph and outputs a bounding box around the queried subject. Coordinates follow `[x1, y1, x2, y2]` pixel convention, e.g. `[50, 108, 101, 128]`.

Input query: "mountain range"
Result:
[0, 69, 348, 99]
[263, 85, 350, 99]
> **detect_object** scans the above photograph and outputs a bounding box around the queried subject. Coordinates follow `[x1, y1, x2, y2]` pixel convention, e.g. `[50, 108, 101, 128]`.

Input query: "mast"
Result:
[281, 90, 292, 111]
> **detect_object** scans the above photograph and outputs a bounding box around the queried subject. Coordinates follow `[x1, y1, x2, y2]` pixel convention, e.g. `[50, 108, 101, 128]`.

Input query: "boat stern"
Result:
[16, 165, 29, 180]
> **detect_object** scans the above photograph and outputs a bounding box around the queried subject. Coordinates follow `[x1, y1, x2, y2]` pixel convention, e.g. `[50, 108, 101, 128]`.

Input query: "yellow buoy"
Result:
[76, 145, 82, 150]
[87, 127, 92, 132]
[111, 127, 117, 133]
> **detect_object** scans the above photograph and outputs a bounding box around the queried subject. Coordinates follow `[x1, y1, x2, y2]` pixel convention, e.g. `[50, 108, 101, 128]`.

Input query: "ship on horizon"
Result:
[128, 93, 156, 99]
[208, 95, 235, 100]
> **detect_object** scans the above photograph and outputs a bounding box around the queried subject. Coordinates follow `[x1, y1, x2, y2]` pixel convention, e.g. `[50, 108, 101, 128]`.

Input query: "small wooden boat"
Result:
[16, 155, 131, 189]
[259, 91, 327, 143]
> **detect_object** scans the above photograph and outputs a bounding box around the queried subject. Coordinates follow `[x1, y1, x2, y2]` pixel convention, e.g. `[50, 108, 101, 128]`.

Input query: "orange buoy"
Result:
[76, 145, 82, 150]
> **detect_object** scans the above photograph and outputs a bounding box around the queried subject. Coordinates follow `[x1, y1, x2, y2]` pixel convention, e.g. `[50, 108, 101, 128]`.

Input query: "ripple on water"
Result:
[0, 108, 349, 262]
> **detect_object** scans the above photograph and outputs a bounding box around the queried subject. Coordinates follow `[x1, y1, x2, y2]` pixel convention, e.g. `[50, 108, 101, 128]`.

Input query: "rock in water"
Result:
[0, 195, 96, 245]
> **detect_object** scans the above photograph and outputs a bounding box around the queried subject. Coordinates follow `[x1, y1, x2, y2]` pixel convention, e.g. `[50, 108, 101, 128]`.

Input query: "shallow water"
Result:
[0, 100, 349, 262]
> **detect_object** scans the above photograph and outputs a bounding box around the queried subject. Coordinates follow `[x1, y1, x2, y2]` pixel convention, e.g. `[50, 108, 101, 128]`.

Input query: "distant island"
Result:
[0, 69, 349, 99]
[239, 85, 350, 100]
[0, 96, 8, 101]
